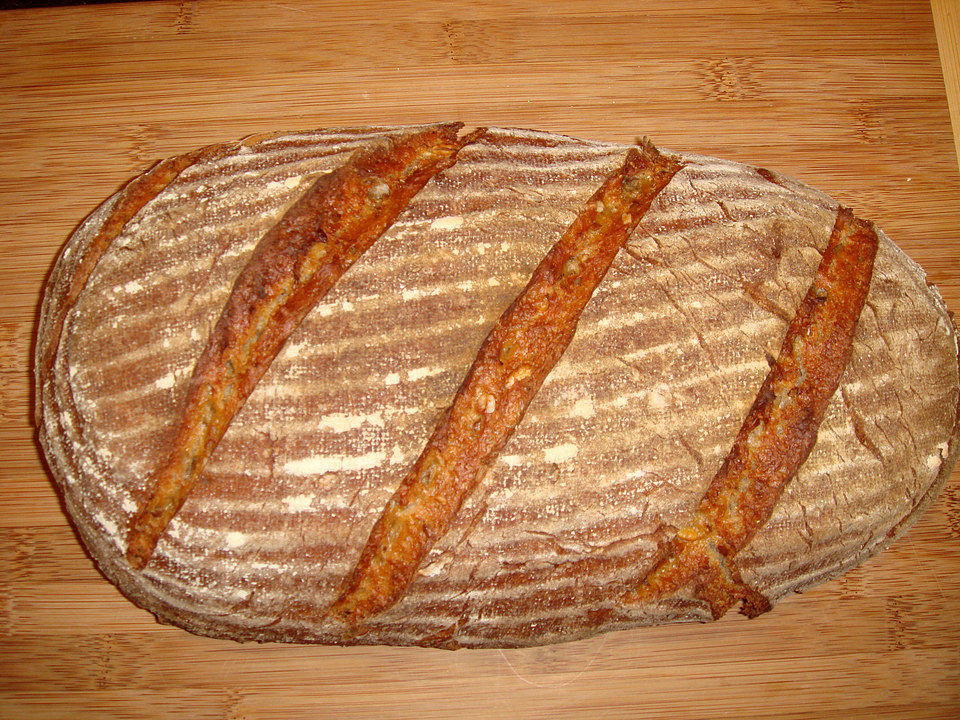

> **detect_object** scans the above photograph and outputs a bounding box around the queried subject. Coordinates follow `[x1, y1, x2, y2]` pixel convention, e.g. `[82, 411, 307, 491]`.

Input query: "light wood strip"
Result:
[932, 0, 960, 169]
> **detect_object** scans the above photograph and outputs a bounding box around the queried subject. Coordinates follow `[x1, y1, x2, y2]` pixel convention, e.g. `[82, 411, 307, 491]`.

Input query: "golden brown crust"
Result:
[35, 141, 234, 425]
[125, 124, 487, 569]
[36, 125, 958, 648]
[328, 139, 684, 626]
[622, 206, 880, 618]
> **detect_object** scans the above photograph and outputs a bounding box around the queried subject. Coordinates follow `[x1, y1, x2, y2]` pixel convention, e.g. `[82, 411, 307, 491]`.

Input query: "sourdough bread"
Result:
[36, 126, 960, 648]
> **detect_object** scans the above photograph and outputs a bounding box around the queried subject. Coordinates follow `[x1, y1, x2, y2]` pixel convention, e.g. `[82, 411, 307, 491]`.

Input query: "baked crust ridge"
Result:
[623, 207, 879, 618]
[328, 139, 684, 626]
[125, 123, 487, 569]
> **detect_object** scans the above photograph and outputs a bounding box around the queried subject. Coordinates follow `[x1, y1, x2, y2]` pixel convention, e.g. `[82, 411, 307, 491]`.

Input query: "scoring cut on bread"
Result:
[36, 125, 960, 648]
[124, 123, 486, 570]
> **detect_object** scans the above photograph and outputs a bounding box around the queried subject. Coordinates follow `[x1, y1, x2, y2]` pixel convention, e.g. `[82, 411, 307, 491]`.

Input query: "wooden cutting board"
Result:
[1, 1, 958, 718]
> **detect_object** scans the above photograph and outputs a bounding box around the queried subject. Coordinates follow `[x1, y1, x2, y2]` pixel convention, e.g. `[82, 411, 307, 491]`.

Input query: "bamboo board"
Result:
[1, 1, 959, 718]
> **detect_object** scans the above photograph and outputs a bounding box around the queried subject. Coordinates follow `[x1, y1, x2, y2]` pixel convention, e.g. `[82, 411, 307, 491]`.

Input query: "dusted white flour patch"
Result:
[544, 443, 579, 464]
[224, 531, 247, 548]
[927, 442, 950, 470]
[407, 366, 444, 382]
[93, 511, 118, 537]
[429, 215, 464, 231]
[645, 385, 670, 411]
[282, 494, 315, 512]
[318, 411, 385, 432]
[281, 340, 306, 359]
[400, 284, 445, 302]
[155, 372, 176, 390]
[419, 555, 452, 577]
[165, 518, 185, 540]
[389, 445, 408, 465]
[384, 372, 401, 386]
[282, 456, 341, 475]
[283, 451, 386, 476]
[400, 287, 427, 301]
[265, 176, 304, 193]
[571, 395, 595, 418]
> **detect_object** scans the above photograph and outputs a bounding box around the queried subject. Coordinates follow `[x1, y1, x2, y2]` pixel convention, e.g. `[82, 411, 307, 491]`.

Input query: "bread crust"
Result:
[329, 140, 683, 627]
[35, 126, 960, 648]
[623, 207, 879, 618]
[35, 141, 237, 428]
[125, 124, 486, 569]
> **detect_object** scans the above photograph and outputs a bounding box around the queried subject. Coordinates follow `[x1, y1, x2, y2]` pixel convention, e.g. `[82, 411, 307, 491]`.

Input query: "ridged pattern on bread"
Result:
[330, 139, 684, 626]
[123, 123, 486, 570]
[624, 207, 879, 620]
[37, 126, 960, 648]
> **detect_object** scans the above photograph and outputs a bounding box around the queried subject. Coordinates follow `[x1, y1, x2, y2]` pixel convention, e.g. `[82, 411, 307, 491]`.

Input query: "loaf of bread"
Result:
[36, 124, 960, 648]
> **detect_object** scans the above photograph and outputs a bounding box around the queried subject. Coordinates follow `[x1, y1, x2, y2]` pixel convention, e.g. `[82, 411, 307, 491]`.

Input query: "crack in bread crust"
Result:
[622, 206, 879, 618]
[125, 124, 487, 569]
[328, 139, 684, 626]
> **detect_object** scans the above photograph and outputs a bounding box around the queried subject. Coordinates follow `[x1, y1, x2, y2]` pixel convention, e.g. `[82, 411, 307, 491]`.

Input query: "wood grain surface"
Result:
[1, 0, 959, 718]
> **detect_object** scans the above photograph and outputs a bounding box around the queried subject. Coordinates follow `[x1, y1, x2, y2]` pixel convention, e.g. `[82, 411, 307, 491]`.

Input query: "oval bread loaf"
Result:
[36, 125, 960, 648]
